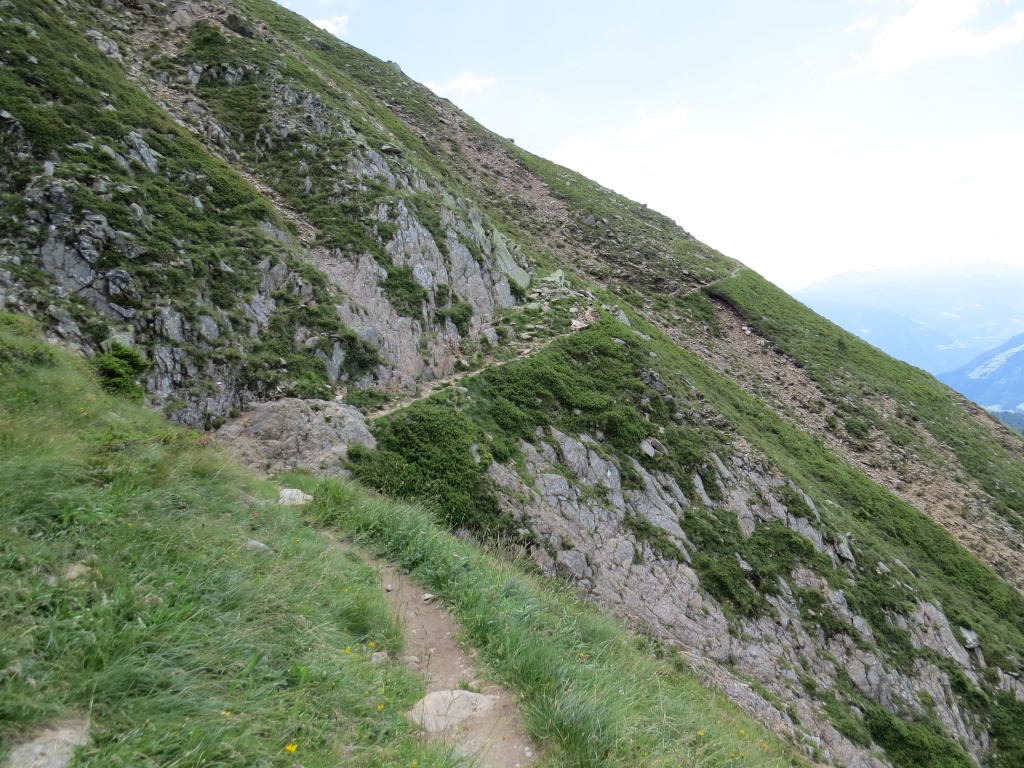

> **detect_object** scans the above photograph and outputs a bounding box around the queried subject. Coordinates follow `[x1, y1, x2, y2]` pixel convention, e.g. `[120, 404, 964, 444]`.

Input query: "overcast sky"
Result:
[283, 0, 1024, 291]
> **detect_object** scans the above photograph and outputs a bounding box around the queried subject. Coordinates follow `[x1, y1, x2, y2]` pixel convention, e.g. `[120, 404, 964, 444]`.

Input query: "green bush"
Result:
[437, 299, 473, 336]
[381, 264, 426, 317]
[864, 705, 973, 768]
[92, 343, 151, 402]
[348, 401, 509, 535]
[624, 514, 687, 563]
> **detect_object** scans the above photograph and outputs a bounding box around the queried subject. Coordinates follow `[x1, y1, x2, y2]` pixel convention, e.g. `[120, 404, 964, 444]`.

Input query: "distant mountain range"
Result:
[794, 263, 1024, 375]
[939, 331, 1024, 414]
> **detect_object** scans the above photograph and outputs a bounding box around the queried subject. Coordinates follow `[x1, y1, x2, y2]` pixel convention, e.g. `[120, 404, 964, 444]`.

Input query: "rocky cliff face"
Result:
[4, 1, 1024, 767]
[491, 428, 998, 767]
[0, 0, 531, 428]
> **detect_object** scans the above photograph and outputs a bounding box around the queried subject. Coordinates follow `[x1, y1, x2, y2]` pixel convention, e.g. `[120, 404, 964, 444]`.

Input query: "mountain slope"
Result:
[3, 1, 1024, 767]
[0, 314, 806, 768]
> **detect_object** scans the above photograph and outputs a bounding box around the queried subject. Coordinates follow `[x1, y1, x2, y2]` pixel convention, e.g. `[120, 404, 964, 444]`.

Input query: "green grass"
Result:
[311, 479, 808, 768]
[0, 318, 455, 767]
[0, 314, 815, 768]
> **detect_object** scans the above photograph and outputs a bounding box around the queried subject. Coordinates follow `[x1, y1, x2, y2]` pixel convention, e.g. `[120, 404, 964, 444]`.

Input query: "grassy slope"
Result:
[0, 315, 808, 766]
[0, 0, 380, 412]
[0, 314, 448, 767]
[4, 0, 1024, 763]
[708, 270, 1024, 535]
[347, 310, 1024, 767]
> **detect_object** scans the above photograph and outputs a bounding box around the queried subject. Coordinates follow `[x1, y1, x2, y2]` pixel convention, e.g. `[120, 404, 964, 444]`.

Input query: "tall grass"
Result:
[312, 480, 808, 768]
[0, 317, 455, 767]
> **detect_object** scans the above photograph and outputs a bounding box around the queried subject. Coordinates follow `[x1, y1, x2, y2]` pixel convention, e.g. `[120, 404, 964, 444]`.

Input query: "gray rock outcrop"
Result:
[490, 429, 988, 768]
[215, 398, 375, 475]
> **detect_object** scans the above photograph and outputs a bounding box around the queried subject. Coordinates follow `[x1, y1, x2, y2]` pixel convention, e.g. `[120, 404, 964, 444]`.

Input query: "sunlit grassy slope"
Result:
[0, 314, 806, 767]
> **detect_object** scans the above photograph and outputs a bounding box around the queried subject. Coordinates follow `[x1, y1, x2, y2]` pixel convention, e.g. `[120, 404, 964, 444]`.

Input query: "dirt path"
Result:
[369, 336, 549, 420]
[376, 561, 536, 768]
[320, 530, 534, 766]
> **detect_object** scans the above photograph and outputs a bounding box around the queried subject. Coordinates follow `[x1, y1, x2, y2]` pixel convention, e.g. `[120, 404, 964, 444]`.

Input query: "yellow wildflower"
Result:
[222, 710, 233, 717]
[377, 703, 385, 711]
[697, 730, 705, 737]
[284, 743, 298, 753]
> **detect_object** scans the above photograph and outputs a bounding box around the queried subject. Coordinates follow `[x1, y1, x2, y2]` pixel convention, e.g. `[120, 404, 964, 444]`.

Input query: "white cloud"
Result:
[424, 72, 497, 99]
[548, 107, 1024, 291]
[846, 1, 1024, 73]
[313, 14, 349, 36]
[844, 17, 878, 33]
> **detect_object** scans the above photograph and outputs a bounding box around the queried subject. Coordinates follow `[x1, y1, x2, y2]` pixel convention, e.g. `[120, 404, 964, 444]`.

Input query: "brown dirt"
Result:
[375, 560, 536, 768]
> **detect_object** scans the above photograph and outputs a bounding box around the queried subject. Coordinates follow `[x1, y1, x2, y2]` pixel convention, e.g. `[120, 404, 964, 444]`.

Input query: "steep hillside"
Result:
[0, 314, 805, 768]
[3, 1, 1024, 767]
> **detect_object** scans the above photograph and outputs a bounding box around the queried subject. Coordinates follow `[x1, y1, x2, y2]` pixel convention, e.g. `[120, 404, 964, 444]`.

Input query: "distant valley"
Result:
[794, 263, 1024, 376]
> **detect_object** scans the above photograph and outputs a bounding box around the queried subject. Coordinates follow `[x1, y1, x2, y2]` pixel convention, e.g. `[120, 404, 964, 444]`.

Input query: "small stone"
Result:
[278, 488, 313, 505]
[4, 718, 90, 768]
[401, 655, 421, 671]
[370, 651, 389, 665]
[62, 563, 91, 581]
[422, 593, 436, 604]
[244, 539, 272, 554]
[385, 584, 393, 592]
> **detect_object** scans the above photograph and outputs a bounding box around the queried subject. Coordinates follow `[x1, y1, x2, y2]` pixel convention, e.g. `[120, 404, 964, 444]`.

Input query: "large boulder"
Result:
[215, 398, 375, 475]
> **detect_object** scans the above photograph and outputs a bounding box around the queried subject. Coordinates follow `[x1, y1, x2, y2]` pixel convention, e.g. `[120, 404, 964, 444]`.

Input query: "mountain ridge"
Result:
[940, 330, 1024, 415]
[3, 1, 1024, 766]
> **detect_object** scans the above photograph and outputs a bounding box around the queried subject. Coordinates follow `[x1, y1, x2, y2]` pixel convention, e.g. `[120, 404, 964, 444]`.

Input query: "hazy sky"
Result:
[284, 0, 1024, 291]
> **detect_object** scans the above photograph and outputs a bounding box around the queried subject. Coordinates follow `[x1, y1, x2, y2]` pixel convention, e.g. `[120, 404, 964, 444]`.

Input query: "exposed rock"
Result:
[488, 429, 986, 767]
[86, 29, 121, 60]
[277, 489, 313, 506]
[406, 690, 496, 733]
[555, 549, 592, 581]
[216, 399, 375, 475]
[61, 563, 91, 581]
[4, 719, 90, 768]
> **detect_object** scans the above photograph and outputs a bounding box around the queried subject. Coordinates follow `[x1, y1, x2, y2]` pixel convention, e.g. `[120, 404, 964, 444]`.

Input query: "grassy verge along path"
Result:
[311, 479, 809, 768]
[0, 314, 455, 767]
[0, 312, 807, 767]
